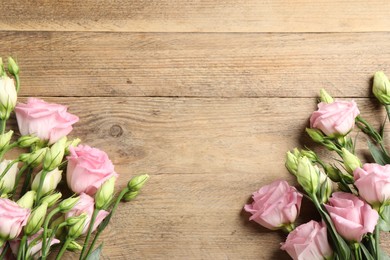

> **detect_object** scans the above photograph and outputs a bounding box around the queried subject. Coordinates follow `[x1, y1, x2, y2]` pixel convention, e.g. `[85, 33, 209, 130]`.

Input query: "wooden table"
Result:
[1, 1, 390, 259]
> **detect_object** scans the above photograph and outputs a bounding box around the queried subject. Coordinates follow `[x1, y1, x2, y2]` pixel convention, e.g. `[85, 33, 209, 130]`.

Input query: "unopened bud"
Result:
[17, 190, 36, 209]
[41, 192, 62, 207]
[323, 164, 341, 182]
[373, 71, 390, 105]
[296, 156, 319, 195]
[19, 148, 47, 167]
[31, 168, 62, 195]
[7, 57, 19, 76]
[65, 138, 81, 155]
[285, 151, 299, 175]
[0, 160, 18, 194]
[0, 130, 13, 150]
[59, 196, 79, 212]
[318, 171, 333, 203]
[0, 76, 17, 120]
[68, 213, 87, 239]
[24, 203, 48, 235]
[128, 174, 149, 191]
[43, 137, 67, 171]
[18, 135, 41, 148]
[320, 89, 334, 104]
[95, 176, 116, 209]
[123, 190, 139, 201]
[67, 240, 83, 251]
[306, 128, 325, 143]
[341, 148, 361, 174]
[300, 149, 318, 163]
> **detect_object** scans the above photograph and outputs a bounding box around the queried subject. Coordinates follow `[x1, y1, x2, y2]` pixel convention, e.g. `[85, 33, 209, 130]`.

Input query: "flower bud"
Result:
[17, 191, 36, 209]
[31, 168, 62, 195]
[18, 135, 41, 148]
[65, 138, 81, 155]
[128, 174, 149, 191]
[43, 136, 67, 171]
[323, 164, 341, 182]
[24, 203, 48, 235]
[306, 128, 324, 143]
[318, 171, 333, 203]
[0, 76, 17, 120]
[341, 148, 361, 174]
[320, 89, 334, 104]
[285, 151, 299, 175]
[0, 160, 18, 194]
[68, 213, 87, 239]
[59, 196, 79, 212]
[373, 71, 390, 105]
[0, 130, 13, 150]
[67, 240, 83, 251]
[20, 148, 48, 167]
[300, 149, 318, 163]
[41, 192, 62, 207]
[123, 190, 139, 201]
[95, 176, 116, 209]
[296, 156, 319, 195]
[7, 57, 19, 76]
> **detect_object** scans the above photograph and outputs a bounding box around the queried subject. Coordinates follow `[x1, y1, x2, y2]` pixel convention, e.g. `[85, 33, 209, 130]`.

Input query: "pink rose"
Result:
[65, 193, 109, 235]
[354, 163, 390, 206]
[0, 198, 30, 241]
[325, 192, 379, 242]
[9, 229, 60, 258]
[244, 180, 302, 230]
[15, 98, 79, 144]
[310, 101, 360, 137]
[281, 220, 333, 260]
[66, 145, 118, 195]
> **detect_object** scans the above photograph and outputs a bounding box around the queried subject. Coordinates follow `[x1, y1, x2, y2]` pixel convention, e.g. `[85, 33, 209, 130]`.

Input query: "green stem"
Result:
[41, 208, 61, 260]
[34, 169, 48, 206]
[16, 235, 27, 260]
[79, 209, 99, 260]
[353, 243, 360, 260]
[15, 74, 20, 93]
[375, 225, 380, 260]
[0, 243, 9, 259]
[0, 120, 6, 135]
[55, 237, 72, 260]
[84, 189, 128, 258]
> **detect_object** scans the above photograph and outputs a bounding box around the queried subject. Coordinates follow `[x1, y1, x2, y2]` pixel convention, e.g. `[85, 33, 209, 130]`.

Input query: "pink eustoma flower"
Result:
[325, 192, 378, 242]
[310, 101, 360, 137]
[244, 180, 302, 230]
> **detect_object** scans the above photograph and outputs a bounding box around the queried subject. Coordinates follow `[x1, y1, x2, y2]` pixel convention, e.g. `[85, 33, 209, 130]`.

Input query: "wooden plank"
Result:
[4, 97, 388, 259]
[1, 1, 390, 33]
[0, 31, 390, 98]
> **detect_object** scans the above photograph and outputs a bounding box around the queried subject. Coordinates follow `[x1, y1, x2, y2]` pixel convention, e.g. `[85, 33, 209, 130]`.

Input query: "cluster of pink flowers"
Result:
[0, 57, 149, 259]
[245, 72, 390, 260]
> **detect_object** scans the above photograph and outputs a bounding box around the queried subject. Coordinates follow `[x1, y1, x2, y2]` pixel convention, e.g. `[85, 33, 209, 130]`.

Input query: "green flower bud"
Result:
[67, 240, 83, 251]
[0, 130, 13, 150]
[0, 160, 18, 194]
[341, 148, 361, 174]
[65, 138, 81, 155]
[300, 149, 318, 163]
[17, 190, 36, 209]
[320, 89, 334, 103]
[318, 171, 333, 203]
[123, 190, 139, 201]
[18, 135, 41, 148]
[31, 168, 62, 195]
[323, 164, 341, 182]
[68, 213, 87, 239]
[95, 176, 116, 210]
[373, 71, 390, 105]
[306, 128, 324, 143]
[41, 192, 62, 207]
[128, 174, 149, 191]
[285, 151, 299, 175]
[22, 148, 48, 167]
[59, 196, 79, 212]
[24, 203, 48, 235]
[0, 76, 17, 120]
[296, 156, 319, 195]
[7, 57, 19, 76]
[43, 137, 67, 171]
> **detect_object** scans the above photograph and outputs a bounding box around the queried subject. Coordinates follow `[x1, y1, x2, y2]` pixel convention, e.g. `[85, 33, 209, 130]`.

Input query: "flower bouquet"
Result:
[0, 57, 149, 259]
[244, 72, 390, 260]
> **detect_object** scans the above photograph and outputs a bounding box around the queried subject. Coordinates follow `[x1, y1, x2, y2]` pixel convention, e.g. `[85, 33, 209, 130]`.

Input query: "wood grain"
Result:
[5, 96, 386, 259]
[1, 0, 390, 32]
[0, 32, 389, 98]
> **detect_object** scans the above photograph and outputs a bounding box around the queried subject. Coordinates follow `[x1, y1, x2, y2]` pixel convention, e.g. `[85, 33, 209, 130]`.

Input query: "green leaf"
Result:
[379, 206, 390, 232]
[85, 244, 103, 260]
[368, 141, 390, 165]
[360, 243, 375, 260]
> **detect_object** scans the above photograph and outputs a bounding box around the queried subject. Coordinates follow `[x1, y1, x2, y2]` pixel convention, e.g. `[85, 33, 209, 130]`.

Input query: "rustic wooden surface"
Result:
[1, 1, 390, 259]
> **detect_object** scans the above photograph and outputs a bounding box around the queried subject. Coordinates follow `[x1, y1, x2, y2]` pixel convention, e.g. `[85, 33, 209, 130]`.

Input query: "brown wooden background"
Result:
[1, 1, 390, 259]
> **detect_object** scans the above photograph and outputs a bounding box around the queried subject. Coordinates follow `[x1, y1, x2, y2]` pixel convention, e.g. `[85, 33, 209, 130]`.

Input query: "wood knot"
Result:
[110, 124, 123, 137]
